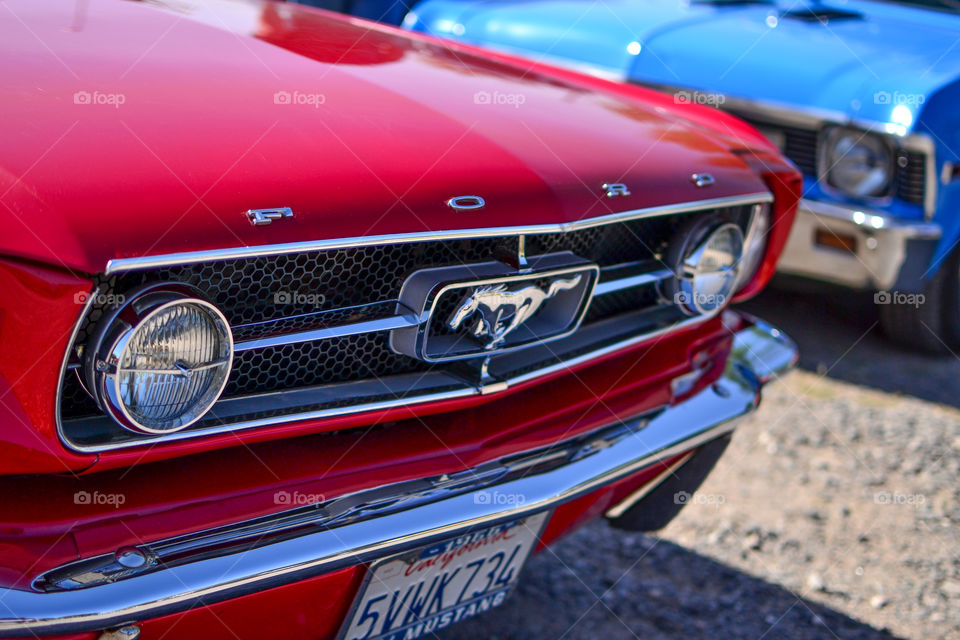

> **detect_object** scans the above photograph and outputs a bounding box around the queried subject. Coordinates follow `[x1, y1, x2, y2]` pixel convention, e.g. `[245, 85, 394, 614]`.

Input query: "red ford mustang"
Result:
[0, 1, 801, 638]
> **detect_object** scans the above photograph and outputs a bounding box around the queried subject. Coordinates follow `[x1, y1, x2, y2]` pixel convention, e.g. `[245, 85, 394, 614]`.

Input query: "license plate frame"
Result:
[337, 511, 550, 640]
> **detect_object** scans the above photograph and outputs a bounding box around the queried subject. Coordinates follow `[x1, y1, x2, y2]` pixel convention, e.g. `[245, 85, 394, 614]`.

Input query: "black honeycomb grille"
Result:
[228, 333, 431, 397]
[108, 239, 504, 326]
[526, 214, 685, 265]
[584, 285, 661, 324]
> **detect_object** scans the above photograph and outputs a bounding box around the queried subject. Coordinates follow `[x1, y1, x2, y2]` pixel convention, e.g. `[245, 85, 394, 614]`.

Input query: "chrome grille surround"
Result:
[56, 194, 771, 452]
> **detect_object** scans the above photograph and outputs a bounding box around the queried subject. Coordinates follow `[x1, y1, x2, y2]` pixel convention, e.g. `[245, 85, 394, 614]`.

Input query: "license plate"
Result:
[338, 511, 549, 640]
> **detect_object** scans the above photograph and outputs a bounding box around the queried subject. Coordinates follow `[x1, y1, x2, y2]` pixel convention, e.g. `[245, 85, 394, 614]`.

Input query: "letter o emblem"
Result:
[446, 196, 485, 211]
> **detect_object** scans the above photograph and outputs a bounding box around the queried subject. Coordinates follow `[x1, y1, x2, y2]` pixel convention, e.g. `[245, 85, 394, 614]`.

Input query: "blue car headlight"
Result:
[821, 127, 895, 199]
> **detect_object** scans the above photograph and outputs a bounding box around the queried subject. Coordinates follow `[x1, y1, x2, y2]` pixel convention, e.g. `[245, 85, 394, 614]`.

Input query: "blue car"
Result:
[297, 0, 960, 352]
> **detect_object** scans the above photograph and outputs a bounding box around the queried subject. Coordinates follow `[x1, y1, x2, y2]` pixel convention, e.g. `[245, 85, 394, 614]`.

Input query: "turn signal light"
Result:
[814, 229, 857, 253]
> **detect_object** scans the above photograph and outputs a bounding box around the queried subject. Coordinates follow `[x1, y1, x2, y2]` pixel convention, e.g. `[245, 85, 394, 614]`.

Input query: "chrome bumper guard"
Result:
[0, 316, 796, 637]
[777, 199, 941, 290]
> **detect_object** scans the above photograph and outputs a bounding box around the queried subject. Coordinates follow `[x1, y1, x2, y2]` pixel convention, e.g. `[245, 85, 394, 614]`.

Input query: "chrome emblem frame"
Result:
[447, 275, 583, 349]
[390, 253, 599, 363]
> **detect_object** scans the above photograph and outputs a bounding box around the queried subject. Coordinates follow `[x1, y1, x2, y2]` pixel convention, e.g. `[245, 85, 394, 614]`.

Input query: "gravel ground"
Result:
[437, 288, 960, 640]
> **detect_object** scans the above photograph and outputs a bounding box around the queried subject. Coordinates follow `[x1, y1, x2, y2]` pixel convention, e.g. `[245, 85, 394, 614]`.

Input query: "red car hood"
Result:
[0, 0, 769, 274]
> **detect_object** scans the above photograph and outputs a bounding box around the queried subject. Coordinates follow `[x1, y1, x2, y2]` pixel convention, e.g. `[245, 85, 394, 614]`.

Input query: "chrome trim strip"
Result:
[53, 286, 98, 456]
[921, 137, 939, 221]
[63, 376, 476, 454]
[234, 311, 424, 352]
[103, 194, 772, 274]
[1, 318, 796, 636]
[942, 161, 956, 186]
[593, 268, 673, 296]
[797, 198, 941, 238]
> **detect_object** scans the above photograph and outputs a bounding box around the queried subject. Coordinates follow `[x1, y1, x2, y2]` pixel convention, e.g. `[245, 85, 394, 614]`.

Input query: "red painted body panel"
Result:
[132, 565, 366, 640]
[0, 0, 770, 274]
[0, 259, 93, 475]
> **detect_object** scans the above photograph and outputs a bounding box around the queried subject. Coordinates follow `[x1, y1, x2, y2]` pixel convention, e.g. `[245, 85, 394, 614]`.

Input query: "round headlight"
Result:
[822, 127, 894, 198]
[87, 289, 233, 434]
[668, 221, 744, 315]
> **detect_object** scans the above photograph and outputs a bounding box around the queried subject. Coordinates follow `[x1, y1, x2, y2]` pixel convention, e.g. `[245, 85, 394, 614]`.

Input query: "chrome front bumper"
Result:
[777, 199, 941, 291]
[0, 316, 796, 637]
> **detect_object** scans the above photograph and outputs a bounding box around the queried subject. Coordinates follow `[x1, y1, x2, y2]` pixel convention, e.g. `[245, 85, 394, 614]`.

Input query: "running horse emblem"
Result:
[446, 275, 583, 349]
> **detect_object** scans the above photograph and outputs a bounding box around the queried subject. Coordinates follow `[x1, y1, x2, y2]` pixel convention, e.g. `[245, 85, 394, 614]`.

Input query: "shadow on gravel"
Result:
[437, 525, 903, 640]
[737, 283, 960, 407]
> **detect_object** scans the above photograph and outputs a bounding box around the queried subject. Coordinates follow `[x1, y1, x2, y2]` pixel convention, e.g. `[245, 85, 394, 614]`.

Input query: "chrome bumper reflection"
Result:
[0, 313, 796, 637]
[777, 199, 941, 290]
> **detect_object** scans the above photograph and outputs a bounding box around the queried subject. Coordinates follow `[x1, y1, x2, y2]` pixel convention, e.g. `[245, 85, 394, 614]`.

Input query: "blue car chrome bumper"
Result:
[777, 199, 941, 291]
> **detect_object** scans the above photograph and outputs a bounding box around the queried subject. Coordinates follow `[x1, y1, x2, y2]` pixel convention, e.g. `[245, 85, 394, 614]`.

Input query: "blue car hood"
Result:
[633, 1, 960, 127]
[409, 0, 960, 129]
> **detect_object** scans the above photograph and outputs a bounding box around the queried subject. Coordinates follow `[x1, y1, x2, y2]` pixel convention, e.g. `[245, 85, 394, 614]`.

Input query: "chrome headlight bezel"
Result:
[667, 219, 745, 316]
[85, 285, 234, 435]
[819, 126, 897, 200]
[735, 203, 771, 292]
